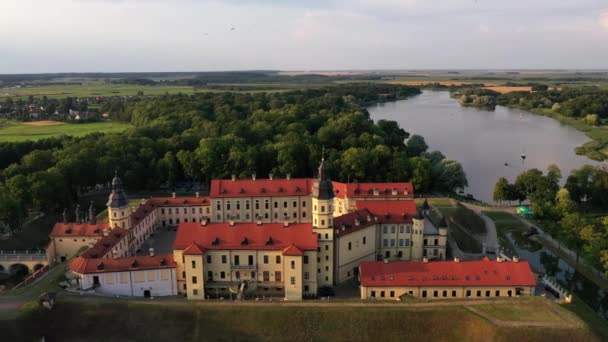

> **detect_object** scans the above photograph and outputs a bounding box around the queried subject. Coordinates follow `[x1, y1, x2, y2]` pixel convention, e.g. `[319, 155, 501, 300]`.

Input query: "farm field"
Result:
[0, 84, 200, 99]
[0, 120, 132, 142]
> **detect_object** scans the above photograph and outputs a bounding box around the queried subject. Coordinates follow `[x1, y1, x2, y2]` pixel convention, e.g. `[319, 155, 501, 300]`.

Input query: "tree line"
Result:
[0, 84, 468, 233]
[493, 165, 608, 274]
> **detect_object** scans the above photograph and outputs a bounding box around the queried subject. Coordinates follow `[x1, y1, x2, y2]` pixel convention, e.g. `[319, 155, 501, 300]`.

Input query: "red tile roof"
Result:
[183, 243, 205, 255]
[79, 228, 129, 259]
[333, 209, 376, 237]
[333, 182, 414, 199]
[68, 253, 176, 274]
[282, 244, 304, 256]
[130, 202, 156, 225]
[174, 222, 317, 252]
[209, 178, 313, 198]
[148, 196, 210, 207]
[355, 200, 417, 223]
[359, 258, 536, 287]
[50, 222, 111, 237]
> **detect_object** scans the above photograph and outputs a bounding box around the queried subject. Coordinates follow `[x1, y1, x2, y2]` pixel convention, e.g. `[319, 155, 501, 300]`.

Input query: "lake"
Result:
[368, 90, 599, 202]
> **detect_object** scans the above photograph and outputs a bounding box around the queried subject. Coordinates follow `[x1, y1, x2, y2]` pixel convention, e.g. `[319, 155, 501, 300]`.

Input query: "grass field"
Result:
[0, 120, 132, 142]
[0, 297, 599, 341]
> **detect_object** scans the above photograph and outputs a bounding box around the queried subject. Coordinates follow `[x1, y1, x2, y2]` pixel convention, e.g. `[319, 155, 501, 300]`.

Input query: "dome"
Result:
[106, 173, 128, 208]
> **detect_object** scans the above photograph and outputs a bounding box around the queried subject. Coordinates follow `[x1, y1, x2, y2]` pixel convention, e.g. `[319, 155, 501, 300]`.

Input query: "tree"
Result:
[555, 188, 576, 216]
[435, 160, 468, 192]
[406, 135, 428, 157]
[408, 157, 431, 193]
[493, 177, 510, 205]
[559, 212, 586, 262]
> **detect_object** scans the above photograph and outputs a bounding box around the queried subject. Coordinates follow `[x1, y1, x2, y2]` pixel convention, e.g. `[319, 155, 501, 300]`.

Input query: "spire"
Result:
[107, 173, 128, 208]
[312, 148, 333, 200]
[62, 208, 67, 224]
[317, 146, 326, 180]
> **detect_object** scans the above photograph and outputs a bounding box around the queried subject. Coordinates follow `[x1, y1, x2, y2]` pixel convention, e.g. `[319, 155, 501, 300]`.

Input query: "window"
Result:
[321, 205, 325, 212]
[303, 256, 309, 264]
[466, 290, 471, 297]
[391, 226, 395, 233]
[380, 291, 385, 298]
[422, 290, 427, 298]
[303, 212, 306, 218]
[274, 202, 278, 208]
[443, 290, 447, 297]
[193, 289, 199, 295]
[304, 285, 309, 292]
[290, 261, 295, 269]
[221, 272, 226, 279]
[263, 271, 270, 281]
[191, 260, 196, 268]
[325, 245, 329, 251]
[265, 201, 269, 209]
[304, 272, 309, 280]
[248, 255, 254, 265]
[399, 226, 404, 233]
[321, 220, 325, 226]
[206, 255, 212, 264]
[383, 226, 387, 234]
[234, 255, 240, 265]
[293, 201, 297, 208]
[434, 249, 438, 256]
[236, 201, 240, 210]
[161, 208, 165, 214]
[192, 276, 197, 284]
[406, 238, 411, 247]
[348, 242, 352, 250]
[216, 203, 221, 210]
[390, 291, 395, 298]
[227, 201, 231, 210]
[290, 277, 296, 285]
[371, 291, 376, 297]
[452, 290, 457, 297]
[302, 201, 307, 208]
[485, 290, 490, 297]
[495, 290, 500, 297]
[283, 201, 287, 208]
[275, 271, 281, 281]
[434, 239, 438, 246]
[390, 239, 395, 247]
[255, 201, 259, 210]
[246, 201, 250, 210]
[507, 290, 512, 297]
[406, 226, 411, 233]
[399, 239, 404, 247]
[235, 271, 240, 279]
[477, 290, 481, 297]
[433, 290, 438, 297]
[363, 237, 366, 244]
[264, 255, 269, 264]
[385, 251, 390, 258]
[208, 271, 213, 280]
[276, 255, 281, 264]
[183, 208, 187, 214]
[383, 239, 388, 247]
[222, 255, 227, 264]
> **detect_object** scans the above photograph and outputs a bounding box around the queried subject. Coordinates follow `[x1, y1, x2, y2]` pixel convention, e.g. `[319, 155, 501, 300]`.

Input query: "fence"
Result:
[0, 250, 47, 261]
[12, 264, 50, 290]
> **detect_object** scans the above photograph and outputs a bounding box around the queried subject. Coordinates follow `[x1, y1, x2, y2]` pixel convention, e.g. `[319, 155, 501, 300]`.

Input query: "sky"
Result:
[1, 0, 607, 73]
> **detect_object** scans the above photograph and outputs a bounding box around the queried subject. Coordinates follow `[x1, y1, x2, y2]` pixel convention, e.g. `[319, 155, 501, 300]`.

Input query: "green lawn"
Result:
[0, 120, 132, 142]
[0, 297, 598, 342]
[474, 300, 574, 323]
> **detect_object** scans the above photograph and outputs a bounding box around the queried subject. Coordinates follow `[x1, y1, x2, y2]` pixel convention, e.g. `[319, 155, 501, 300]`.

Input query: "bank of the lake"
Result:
[368, 91, 600, 203]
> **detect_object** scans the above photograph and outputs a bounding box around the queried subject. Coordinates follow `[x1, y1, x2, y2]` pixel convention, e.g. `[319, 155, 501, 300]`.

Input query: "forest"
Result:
[0, 83, 468, 233]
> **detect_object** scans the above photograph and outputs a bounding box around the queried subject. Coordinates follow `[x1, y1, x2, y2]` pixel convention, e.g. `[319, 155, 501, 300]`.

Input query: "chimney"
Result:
[355, 219, 360, 226]
[252, 173, 256, 181]
[195, 192, 200, 198]
[229, 220, 235, 226]
[383, 259, 389, 264]
[269, 173, 273, 180]
[103, 228, 110, 237]
[172, 192, 176, 199]
[497, 256, 503, 263]
[283, 221, 289, 227]
[149, 248, 155, 257]
[201, 219, 208, 226]
[286, 173, 291, 180]
[231, 174, 236, 181]
[256, 220, 262, 226]
[453, 257, 460, 263]
[423, 257, 428, 263]
[513, 256, 519, 263]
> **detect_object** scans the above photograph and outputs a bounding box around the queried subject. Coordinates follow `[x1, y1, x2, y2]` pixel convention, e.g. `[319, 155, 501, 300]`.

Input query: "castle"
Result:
[49, 160, 448, 300]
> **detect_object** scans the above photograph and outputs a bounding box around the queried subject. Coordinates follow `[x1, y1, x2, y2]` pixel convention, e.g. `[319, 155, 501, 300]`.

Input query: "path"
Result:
[460, 203, 499, 254]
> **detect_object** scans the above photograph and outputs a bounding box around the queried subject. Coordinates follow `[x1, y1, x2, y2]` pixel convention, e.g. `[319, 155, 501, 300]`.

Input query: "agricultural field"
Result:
[0, 120, 132, 142]
[0, 83, 199, 99]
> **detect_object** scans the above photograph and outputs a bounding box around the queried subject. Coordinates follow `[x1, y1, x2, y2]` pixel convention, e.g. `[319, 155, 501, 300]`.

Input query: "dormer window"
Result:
[97, 262, 104, 270]
[131, 260, 139, 268]
[266, 237, 274, 245]
[212, 237, 220, 245]
[241, 237, 249, 246]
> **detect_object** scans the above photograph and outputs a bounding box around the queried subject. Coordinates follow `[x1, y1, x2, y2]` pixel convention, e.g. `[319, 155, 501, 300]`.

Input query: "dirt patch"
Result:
[484, 86, 533, 94]
[21, 121, 66, 126]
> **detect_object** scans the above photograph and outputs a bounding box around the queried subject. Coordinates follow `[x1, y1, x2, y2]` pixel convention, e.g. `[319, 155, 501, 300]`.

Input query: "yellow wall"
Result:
[336, 225, 376, 283]
[360, 285, 535, 300]
[51, 236, 99, 262]
[184, 254, 205, 299]
[283, 255, 302, 300]
[211, 196, 311, 224]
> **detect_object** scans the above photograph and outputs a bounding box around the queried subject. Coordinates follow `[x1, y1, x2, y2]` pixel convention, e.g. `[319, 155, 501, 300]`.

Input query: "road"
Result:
[460, 203, 499, 254]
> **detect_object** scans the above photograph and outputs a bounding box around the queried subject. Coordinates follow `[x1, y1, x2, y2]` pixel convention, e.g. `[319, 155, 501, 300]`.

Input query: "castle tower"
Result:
[412, 209, 425, 260]
[312, 157, 335, 286]
[106, 172, 131, 229]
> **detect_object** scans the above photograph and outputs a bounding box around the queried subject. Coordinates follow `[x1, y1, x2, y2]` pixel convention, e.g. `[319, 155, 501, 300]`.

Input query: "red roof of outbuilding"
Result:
[209, 178, 313, 198]
[173, 222, 317, 252]
[50, 222, 111, 237]
[355, 200, 417, 224]
[359, 258, 536, 287]
[332, 182, 414, 199]
[79, 227, 128, 259]
[68, 254, 176, 274]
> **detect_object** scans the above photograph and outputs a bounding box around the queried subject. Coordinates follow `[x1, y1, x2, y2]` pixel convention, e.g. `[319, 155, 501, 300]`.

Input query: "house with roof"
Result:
[358, 257, 536, 300]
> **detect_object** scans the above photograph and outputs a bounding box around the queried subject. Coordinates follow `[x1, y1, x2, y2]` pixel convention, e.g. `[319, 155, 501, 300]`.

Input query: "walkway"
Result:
[460, 203, 499, 254]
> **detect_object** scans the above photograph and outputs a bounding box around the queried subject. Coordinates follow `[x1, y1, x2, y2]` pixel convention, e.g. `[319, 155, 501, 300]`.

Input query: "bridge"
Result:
[0, 250, 49, 274]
